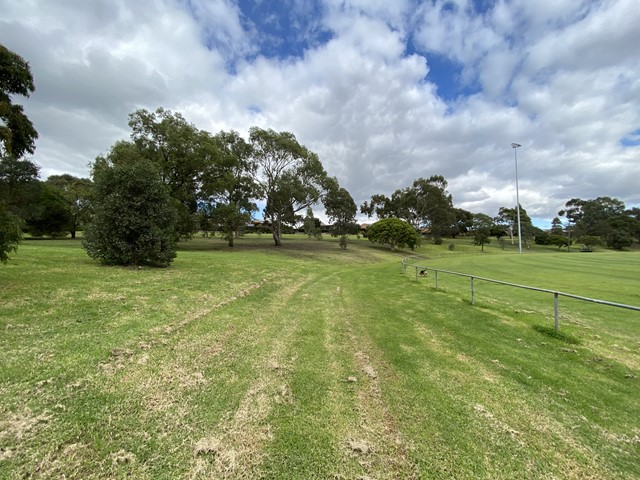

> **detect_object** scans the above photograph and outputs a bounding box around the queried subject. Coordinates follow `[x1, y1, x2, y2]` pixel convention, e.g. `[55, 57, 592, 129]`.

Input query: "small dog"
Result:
[419, 270, 427, 277]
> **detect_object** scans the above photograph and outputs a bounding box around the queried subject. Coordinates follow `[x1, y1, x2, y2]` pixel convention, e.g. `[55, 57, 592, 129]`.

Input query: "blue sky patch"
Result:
[237, 0, 333, 60]
[620, 128, 640, 147]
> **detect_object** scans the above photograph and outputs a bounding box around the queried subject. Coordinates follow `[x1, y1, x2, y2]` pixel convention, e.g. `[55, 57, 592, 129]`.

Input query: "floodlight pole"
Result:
[511, 143, 522, 254]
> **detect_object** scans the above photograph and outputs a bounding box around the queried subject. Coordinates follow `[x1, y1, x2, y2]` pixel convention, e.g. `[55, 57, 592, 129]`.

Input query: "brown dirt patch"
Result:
[0, 408, 53, 442]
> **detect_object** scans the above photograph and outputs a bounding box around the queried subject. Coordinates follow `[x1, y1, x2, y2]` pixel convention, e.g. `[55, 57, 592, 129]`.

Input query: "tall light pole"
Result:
[511, 143, 522, 254]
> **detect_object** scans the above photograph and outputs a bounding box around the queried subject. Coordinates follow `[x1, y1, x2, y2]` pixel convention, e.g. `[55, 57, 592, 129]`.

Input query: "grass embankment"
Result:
[1, 236, 638, 479]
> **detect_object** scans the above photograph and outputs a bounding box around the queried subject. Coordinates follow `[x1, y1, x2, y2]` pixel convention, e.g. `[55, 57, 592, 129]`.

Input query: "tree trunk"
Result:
[71, 230, 76, 239]
[272, 218, 282, 246]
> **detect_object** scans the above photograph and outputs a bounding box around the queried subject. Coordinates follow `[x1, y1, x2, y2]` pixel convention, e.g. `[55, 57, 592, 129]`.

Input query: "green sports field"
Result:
[1, 236, 638, 479]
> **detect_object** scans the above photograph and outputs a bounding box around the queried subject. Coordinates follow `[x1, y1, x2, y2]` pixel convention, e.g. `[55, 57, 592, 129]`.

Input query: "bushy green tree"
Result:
[471, 213, 493, 251]
[0, 155, 40, 218]
[450, 208, 474, 238]
[605, 230, 633, 250]
[1, 44, 38, 158]
[0, 155, 40, 259]
[26, 183, 73, 237]
[200, 130, 257, 247]
[83, 146, 176, 267]
[0, 204, 22, 263]
[128, 108, 212, 239]
[45, 174, 93, 238]
[496, 205, 534, 246]
[560, 197, 638, 248]
[303, 206, 321, 238]
[361, 175, 454, 242]
[550, 216, 564, 235]
[324, 181, 357, 249]
[250, 127, 330, 246]
[367, 218, 419, 251]
[548, 234, 569, 249]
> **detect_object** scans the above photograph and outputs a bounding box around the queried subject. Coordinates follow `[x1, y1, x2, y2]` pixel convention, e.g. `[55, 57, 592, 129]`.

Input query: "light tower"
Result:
[511, 143, 522, 254]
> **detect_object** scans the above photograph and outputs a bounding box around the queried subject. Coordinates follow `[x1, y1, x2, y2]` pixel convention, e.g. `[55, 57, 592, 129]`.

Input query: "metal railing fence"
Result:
[402, 257, 640, 332]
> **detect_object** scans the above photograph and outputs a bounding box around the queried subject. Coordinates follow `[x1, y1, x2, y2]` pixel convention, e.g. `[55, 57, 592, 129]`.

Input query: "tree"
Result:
[534, 231, 550, 245]
[201, 130, 257, 247]
[0, 155, 40, 218]
[0, 44, 38, 158]
[580, 197, 625, 237]
[471, 213, 493, 252]
[26, 182, 73, 237]
[605, 230, 633, 250]
[606, 213, 638, 245]
[548, 234, 569, 249]
[0, 155, 40, 260]
[560, 197, 636, 248]
[367, 218, 419, 251]
[625, 207, 640, 242]
[83, 144, 177, 267]
[576, 235, 601, 248]
[303, 206, 321, 238]
[410, 176, 455, 241]
[450, 208, 474, 238]
[249, 127, 330, 246]
[323, 181, 358, 249]
[129, 108, 211, 239]
[45, 174, 93, 238]
[558, 198, 584, 251]
[0, 45, 38, 263]
[0, 204, 22, 264]
[361, 175, 454, 242]
[496, 207, 517, 245]
[550, 216, 564, 235]
[496, 205, 534, 246]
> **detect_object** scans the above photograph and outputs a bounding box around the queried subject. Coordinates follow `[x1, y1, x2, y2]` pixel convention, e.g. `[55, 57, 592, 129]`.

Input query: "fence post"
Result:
[415, 266, 418, 281]
[435, 271, 439, 289]
[554, 292, 559, 332]
[471, 277, 475, 305]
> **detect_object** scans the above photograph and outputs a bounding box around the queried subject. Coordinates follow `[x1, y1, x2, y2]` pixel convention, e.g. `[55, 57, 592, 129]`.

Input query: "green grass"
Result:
[1, 235, 639, 479]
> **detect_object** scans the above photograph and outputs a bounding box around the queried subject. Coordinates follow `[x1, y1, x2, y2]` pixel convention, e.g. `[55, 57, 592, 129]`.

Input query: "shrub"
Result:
[367, 218, 419, 251]
[83, 159, 177, 267]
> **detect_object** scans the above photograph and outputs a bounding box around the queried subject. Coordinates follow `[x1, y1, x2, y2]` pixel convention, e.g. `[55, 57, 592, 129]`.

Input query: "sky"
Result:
[1, 0, 639, 227]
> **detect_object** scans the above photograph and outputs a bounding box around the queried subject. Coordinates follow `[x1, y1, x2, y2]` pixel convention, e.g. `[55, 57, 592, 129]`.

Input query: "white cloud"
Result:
[1, 0, 638, 226]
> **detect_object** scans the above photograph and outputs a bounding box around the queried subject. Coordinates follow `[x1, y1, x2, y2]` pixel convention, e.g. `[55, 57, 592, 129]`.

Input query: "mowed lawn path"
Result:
[1, 238, 638, 479]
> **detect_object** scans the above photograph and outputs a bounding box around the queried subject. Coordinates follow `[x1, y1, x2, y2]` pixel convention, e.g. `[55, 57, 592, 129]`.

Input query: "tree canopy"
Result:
[324, 180, 358, 249]
[128, 108, 213, 238]
[0, 44, 38, 158]
[559, 197, 639, 249]
[361, 176, 454, 242]
[249, 127, 330, 246]
[0, 204, 22, 264]
[200, 130, 258, 246]
[367, 218, 419, 251]
[495, 205, 535, 246]
[83, 143, 177, 267]
[471, 213, 493, 251]
[0, 152, 39, 262]
[45, 174, 93, 238]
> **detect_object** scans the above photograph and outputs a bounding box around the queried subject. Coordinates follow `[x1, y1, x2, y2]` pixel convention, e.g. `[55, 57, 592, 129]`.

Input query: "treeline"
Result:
[1, 107, 359, 265]
[2, 43, 639, 266]
[359, 181, 640, 251]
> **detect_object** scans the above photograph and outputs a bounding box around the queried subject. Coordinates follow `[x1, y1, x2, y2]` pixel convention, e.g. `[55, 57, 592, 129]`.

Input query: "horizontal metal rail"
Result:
[402, 257, 640, 332]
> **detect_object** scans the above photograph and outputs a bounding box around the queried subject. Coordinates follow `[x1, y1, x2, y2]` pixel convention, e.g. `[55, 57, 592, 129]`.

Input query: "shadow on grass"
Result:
[532, 324, 581, 345]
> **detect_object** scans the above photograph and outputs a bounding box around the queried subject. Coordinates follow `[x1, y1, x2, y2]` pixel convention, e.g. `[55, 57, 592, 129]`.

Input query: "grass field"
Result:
[1, 235, 639, 479]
